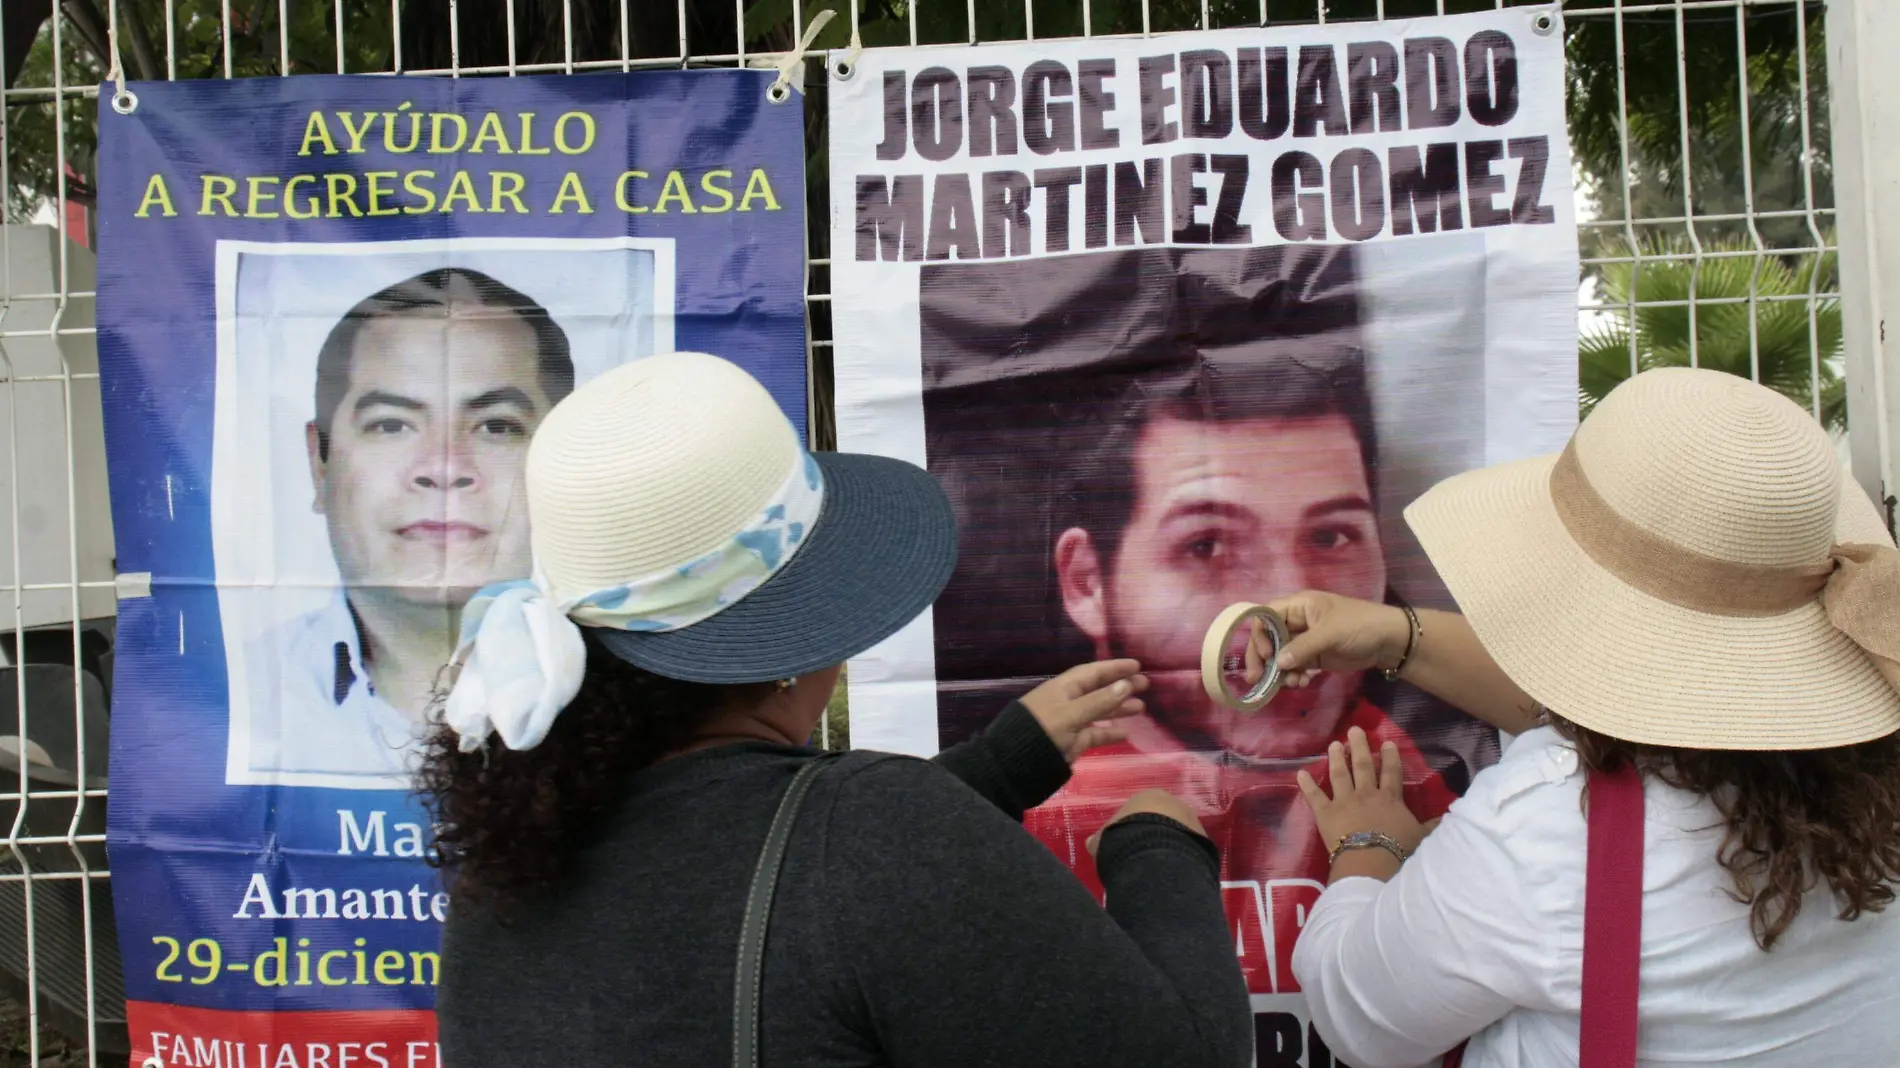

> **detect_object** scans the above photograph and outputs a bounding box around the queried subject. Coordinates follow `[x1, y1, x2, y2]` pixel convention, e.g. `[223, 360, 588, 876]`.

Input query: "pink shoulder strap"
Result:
[1441, 761, 1645, 1068]
[1578, 762, 1645, 1066]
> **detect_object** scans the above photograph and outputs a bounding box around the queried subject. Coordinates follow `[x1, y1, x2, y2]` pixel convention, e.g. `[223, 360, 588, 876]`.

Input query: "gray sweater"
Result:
[436, 703, 1253, 1067]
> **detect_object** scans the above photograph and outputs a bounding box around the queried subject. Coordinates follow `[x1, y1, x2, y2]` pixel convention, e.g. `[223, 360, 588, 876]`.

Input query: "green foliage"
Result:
[1565, 5, 1830, 261]
[1580, 236, 1843, 430]
[6, 25, 100, 223]
[823, 666, 850, 751]
[6, 0, 393, 221]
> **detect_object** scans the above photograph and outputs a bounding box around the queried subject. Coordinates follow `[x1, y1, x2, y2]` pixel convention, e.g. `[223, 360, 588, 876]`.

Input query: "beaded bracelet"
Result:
[1382, 603, 1421, 682]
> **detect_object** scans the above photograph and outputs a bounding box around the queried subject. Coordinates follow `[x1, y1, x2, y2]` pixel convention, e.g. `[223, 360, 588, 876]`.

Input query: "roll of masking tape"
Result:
[1200, 602, 1290, 713]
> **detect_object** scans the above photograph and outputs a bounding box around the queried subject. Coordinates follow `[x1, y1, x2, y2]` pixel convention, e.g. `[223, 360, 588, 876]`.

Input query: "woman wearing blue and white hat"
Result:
[422, 352, 1252, 1068]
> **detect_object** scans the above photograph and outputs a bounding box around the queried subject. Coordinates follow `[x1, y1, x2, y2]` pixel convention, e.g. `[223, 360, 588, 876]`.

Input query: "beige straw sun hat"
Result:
[1405, 366, 1900, 750]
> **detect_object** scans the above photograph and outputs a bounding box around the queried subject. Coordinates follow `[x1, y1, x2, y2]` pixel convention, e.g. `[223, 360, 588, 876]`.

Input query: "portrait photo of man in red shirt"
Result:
[918, 242, 1498, 995]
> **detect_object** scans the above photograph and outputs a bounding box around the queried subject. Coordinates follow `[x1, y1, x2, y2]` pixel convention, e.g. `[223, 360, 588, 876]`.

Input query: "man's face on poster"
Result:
[1057, 412, 1386, 761]
[306, 310, 552, 608]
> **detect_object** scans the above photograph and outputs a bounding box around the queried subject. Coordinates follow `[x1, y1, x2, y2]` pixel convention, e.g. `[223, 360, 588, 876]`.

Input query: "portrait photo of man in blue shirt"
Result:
[240, 266, 574, 785]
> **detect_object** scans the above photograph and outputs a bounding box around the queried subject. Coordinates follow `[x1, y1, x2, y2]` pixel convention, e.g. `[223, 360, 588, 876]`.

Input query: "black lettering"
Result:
[1465, 30, 1520, 126]
[981, 170, 1032, 256]
[855, 175, 924, 261]
[876, 72, 908, 161]
[1170, 153, 1210, 244]
[1330, 147, 1385, 241]
[1209, 154, 1253, 244]
[1405, 38, 1461, 130]
[911, 67, 964, 162]
[1252, 1012, 1303, 1068]
[1271, 151, 1327, 241]
[925, 173, 979, 259]
[1079, 59, 1120, 150]
[1181, 50, 1233, 139]
[1238, 47, 1291, 141]
[1034, 167, 1082, 252]
[1139, 55, 1179, 144]
[1294, 45, 1348, 138]
[1465, 140, 1510, 227]
[1347, 41, 1402, 134]
[1023, 61, 1077, 155]
[1509, 136, 1556, 224]
[1114, 158, 1163, 245]
[968, 67, 1018, 157]
[1388, 142, 1464, 235]
[1084, 163, 1110, 248]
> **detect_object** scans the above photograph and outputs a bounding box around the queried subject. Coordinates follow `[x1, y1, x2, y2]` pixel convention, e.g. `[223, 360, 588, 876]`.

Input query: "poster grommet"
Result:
[111, 88, 139, 114]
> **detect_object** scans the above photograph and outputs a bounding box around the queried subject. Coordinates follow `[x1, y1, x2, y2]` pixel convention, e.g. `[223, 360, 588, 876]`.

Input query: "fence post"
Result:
[1829, 0, 1900, 536]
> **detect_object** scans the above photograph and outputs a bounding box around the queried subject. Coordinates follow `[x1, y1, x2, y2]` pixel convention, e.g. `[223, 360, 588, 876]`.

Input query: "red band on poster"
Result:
[128, 1001, 438, 1068]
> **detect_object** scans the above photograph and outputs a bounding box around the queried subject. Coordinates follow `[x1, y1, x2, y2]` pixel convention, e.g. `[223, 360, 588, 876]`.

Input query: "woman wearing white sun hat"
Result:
[422, 352, 1252, 1068]
[1245, 366, 1900, 1068]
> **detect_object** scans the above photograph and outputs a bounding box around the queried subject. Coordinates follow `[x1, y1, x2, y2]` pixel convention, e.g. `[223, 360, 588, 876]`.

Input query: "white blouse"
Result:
[1292, 726, 1900, 1068]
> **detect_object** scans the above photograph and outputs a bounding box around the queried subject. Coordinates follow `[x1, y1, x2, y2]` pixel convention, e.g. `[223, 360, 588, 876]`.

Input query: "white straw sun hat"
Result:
[442, 351, 958, 752]
[1406, 366, 1900, 751]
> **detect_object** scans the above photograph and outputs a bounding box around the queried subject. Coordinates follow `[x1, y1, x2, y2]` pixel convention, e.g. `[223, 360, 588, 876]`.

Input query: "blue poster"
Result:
[93, 71, 806, 1066]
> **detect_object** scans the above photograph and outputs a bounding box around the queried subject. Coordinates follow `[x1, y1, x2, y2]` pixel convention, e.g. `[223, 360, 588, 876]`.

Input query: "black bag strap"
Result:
[732, 751, 842, 1068]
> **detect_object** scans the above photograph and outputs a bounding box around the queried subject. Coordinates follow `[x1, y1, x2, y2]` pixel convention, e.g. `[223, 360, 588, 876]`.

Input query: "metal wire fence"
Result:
[0, 0, 1887, 1062]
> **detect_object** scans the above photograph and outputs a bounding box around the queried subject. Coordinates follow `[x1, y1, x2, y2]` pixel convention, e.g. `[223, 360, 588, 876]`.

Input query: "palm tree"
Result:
[1579, 236, 1844, 430]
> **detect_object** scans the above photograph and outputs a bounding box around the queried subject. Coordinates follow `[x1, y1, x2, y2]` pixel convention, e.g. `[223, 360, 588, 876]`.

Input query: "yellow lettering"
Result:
[383, 102, 421, 153]
[365, 171, 400, 216]
[739, 168, 781, 212]
[134, 174, 177, 218]
[547, 171, 594, 214]
[325, 173, 364, 218]
[516, 113, 552, 155]
[470, 112, 514, 154]
[429, 113, 468, 153]
[489, 172, 530, 214]
[614, 170, 650, 214]
[244, 176, 281, 218]
[654, 170, 696, 214]
[699, 169, 735, 213]
[439, 170, 484, 213]
[198, 175, 239, 217]
[373, 951, 405, 985]
[317, 951, 349, 987]
[297, 112, 338, 156]
[408, 951, 440, 987]
[284, 175, 320, 219]
[337, 111, 376, 153]
[402, 170, 438, 214]
[554, 111, 596, 155]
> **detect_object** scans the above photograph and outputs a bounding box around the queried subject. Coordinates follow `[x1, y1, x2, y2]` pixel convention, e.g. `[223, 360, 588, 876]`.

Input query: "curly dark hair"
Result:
[1551, 715, 1900, 950]
[417, 627, 763, 920]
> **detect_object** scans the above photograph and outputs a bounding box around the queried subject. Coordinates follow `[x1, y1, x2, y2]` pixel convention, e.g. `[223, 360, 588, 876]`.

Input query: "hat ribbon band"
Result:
[438, 451, 826, 754]
[1550, 441, 1900, 694]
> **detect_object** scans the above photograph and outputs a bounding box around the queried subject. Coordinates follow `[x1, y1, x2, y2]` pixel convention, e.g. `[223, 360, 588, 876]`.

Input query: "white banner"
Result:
[827, 4, 1579, 1017]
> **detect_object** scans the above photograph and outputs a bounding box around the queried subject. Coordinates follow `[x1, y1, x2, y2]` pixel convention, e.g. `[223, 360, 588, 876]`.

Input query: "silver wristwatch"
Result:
[1328, 830, 1410, 865]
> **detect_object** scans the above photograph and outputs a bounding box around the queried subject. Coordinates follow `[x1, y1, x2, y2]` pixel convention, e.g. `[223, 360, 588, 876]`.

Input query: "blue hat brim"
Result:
[592, 451, 958, 685]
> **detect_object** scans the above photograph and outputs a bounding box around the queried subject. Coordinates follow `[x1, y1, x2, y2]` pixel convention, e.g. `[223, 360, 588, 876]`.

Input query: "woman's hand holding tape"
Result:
[1247, 590, 1412, 689]
[1255, 590, 1546, 736]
